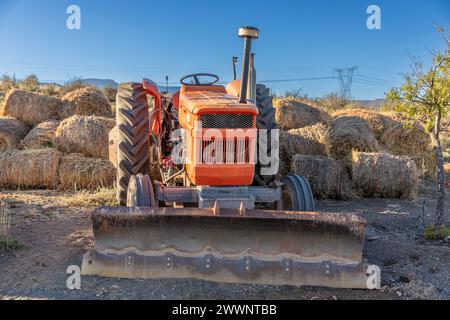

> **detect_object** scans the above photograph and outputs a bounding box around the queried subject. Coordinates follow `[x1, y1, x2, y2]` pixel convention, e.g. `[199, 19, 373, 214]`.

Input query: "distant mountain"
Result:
[353, 99, 386, 110]
[80, 79, 119, 89]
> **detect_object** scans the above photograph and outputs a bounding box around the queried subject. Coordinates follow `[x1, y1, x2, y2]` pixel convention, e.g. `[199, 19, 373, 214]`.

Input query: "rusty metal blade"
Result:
[82, 207, 373, 289]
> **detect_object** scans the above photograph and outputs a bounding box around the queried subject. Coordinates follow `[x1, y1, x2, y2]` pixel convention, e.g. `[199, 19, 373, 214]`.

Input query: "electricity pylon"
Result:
[334, 66, 358, 99]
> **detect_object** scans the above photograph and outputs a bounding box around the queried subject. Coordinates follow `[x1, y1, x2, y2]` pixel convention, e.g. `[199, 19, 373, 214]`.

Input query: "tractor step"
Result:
[81, 207, 380, 289]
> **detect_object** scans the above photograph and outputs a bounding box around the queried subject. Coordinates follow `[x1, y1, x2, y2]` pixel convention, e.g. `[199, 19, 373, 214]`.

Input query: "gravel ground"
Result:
[0, 179, 448, 300]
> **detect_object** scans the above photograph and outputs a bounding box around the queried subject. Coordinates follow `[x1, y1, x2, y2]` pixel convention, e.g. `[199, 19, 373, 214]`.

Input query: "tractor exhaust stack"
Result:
[239, 26, 259, 104]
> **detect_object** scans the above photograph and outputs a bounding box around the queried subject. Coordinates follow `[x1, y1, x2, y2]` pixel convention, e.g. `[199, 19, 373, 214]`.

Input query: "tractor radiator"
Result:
[200, 138, 253, 164]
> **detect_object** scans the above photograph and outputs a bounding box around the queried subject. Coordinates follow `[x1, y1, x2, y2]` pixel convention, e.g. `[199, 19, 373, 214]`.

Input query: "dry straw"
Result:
[59, 87, 113, 119]
[279, 123, 329, 171]
[351, 151, 419, 199]
[0, 116, 29, 152]
[274, 97, 332, 130]
[332, 108, 386, 139]
[0, 149, 61, 189]
[325, 116, 380, 161]
[54, 115, 112, 159]
[0, 208, 11, 240]
[21, 120, 60, 149]
[290, 154, 355, 200]
[58, 153, 116, 190]
[0, 89, 61, 126]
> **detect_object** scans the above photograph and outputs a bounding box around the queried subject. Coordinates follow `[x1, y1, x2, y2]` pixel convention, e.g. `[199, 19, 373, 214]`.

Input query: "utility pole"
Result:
[334, 66, 358, 99]
[232, 56, 238, 80]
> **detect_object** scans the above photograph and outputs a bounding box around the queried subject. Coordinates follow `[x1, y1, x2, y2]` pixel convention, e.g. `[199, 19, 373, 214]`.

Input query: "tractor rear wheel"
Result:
[116, 83, 151, 205]
[127, 174, 155, 207]
[253, 84, 278, 186]
[280, 175, 315, 212]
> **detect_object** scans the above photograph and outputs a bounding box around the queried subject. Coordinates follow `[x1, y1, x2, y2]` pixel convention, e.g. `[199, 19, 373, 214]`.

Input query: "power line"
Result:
[258, 76, 336, 83]
[357, 74, 400, 85]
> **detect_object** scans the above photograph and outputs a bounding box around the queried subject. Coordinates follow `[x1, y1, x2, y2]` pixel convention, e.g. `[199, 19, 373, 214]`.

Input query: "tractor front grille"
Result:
[200, 114, 254, 129]
[200, 138, 253, 164]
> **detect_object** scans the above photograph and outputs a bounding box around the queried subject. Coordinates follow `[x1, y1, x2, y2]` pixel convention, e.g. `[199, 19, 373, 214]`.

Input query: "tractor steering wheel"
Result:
[180, 73, 219, 86]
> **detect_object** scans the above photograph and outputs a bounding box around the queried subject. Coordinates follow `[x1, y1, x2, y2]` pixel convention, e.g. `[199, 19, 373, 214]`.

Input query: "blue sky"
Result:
[0, 0, 448, 99]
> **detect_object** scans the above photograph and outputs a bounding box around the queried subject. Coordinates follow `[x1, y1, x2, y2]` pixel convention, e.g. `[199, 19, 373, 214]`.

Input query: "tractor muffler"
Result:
[82, 207, 380, 289]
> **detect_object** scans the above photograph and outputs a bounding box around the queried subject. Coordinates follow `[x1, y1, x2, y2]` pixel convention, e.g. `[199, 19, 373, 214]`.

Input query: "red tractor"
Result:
[82, 27, 379, 290]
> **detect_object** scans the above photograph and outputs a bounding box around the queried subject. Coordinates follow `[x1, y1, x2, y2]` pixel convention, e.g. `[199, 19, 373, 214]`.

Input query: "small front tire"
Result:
[127, 174, 156, 208]
[280, 175, 315, 212]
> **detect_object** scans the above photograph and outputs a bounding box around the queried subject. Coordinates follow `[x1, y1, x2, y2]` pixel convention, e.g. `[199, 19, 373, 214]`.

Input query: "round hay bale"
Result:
[332, 108, 386, 139]
[279, 125, 328, 163]
[108, 126, 119, 168]
[274, 97, 332, 130]
[325, 116, 380, 161]
[0, 116, 29, 151]
[59, 87, 113, 119]
[351, 152, 418, 199]
[59, 153, 116, 190]
[0, 89, 61, 126]
[290, 154, 355, 200]
[444, 163, 450, 184]
[21, 120, 60, 149]
[379, 113, 434, 176]
[0, 149, 61, 189]
[54, 115, 111, 158]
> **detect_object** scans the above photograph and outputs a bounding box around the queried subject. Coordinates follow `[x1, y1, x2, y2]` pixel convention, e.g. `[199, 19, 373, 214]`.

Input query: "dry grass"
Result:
[58, 153, 116, 190]
[54, 115, 111, 158]
[0, 188, 117, 208]
[59, 188, 117, 207]
[0, 149, 61, 189]
[290, 154, 355, 200]
[0, 89, 61, 126]
[21, 120, 59, 149]
[351, 151, 419, 199]
[59, 87, 113, 119]
[325, 116, 381, 161]
[0, 116, 29, 151]
[0, 208, 20, 251]
[274, 97, 332, 130]
[0, 207, 10, 240]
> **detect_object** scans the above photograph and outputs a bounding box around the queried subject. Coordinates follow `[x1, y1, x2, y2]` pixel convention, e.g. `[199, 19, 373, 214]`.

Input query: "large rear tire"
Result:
[280, 175, 315, 212]
[254, 84, 278, 186]
[116, 83, 151, 205]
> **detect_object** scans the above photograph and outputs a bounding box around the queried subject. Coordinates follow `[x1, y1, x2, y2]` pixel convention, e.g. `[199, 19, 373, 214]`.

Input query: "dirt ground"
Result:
[0, 179, 448, 300]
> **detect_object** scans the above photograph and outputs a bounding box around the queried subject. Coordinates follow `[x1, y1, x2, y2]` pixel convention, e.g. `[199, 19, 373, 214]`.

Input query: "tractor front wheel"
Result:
[280, 175, 315, 212]
[127, 174, 155, 208]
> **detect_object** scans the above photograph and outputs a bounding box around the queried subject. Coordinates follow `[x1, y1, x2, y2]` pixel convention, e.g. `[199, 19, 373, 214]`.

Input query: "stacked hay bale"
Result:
[0, 116, 29, 152]
[59, 153, 116, 190]
[0, 89, 61, 126]
[379, 113, 434, 176]
[324, 116, 381, 161]
[21, 120, 60, 149]
[54, 115, 113, 159]
[332, 108, 386, 139]
[0, 149, 61, 189]
[274, 97, 331, 130]
[290, 155, 354, 200]
[332, 109, 434, 176]
[445, 163, 450, 184]
[0, 88, 117, 191]
[59, 87, 114, 119]
[351, 151, 419, 199]
[278, 123, 328, 177]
